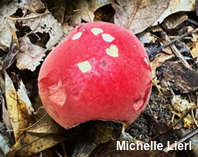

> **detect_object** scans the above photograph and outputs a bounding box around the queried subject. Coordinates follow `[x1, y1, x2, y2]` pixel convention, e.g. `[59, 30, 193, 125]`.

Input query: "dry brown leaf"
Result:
[168, 104, 195, 128]
[17, 81, 34, 113]
[65, 0, 113, 25]
[5, 72, 34, 140]
[22, 0, 46, 13]
[171, 95, 195, 112]
[150, 53, 174, 94]
[43, 0, 66, 24]
[5, 74, 66, 156]
[139, 12, 187, 38]
[153, 0, 196, 25]
[23, 113, 65, 134]
[0, 1, 19, 51]
[19, 12, 64, 49]
[5, 72, 20, 140]
[137, 32, 158, 44]
[64, 121, 118, 157]
[64, 1, 93, 27]
[95, 121, 114, 144]
[0, 0, 64, 71]
[112, 0, 170, 34]
[89, 0, 115, 12]
[16, 37, 46, 71]
[5, 132, 67, 157]
[14, 11, 64, 71]
[2, 29, 20, 72]
[162, 12, 188, 29]
[186, 26, 198, 58]
[150, 53, 174, 79]
[188, 40, 198, 58]
[159, 61, 198, 93]
[63, 0, 113, 34]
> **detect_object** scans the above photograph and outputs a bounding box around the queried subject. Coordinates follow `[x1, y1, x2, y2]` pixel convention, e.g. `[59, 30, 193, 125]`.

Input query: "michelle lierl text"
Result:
[117, 141, 192, 151]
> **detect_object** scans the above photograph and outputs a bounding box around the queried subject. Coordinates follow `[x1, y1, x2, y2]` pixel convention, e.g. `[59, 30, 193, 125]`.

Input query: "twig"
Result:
[22, 16, 42, 39]
[187, 19, 198, 26]
[170, 43, 192, 70]
[60, 142, 68, 157]
[19, 112, 47, 132]
[6, 12, 50, 21]
[163, 129, 198, 152]
[151, 28, 198, 55]
[160, 29, 192, 70]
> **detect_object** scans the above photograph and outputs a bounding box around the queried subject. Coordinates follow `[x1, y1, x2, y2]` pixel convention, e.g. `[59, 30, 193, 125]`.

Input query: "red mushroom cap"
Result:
[38, 22, 152, 129]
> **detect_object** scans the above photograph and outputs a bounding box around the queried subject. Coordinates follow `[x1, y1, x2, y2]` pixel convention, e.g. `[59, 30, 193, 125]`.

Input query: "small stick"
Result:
[150, 28, 198, 55]
[163, 128, 198, 152]
[6, 12, 50, 21]
[60, 142, 68, 157]
[169, 43, 192, 70]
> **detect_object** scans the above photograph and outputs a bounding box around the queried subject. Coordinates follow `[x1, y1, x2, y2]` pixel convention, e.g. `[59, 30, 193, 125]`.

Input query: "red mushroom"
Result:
[38, 22, 152, 129]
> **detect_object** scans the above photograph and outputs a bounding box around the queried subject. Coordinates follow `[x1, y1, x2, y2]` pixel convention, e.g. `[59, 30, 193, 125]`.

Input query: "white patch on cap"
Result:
[72, 32, 82, 40]
[78, 61, 92, 73]
[106, 44, 119, 57]
[102, 33, 115, 42]
[91, 28, 103, 35]
[144, 57, 149, 66]
[48, 80, 66, 107]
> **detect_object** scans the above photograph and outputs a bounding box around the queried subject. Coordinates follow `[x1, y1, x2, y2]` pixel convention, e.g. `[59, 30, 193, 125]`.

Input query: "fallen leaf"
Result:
[64, 121, 121, 157]
[168, 104, 195, 128]
[94, 3, 115, 22]
[186, 27, 198, 58]
[170, 95, 195, 128]
[171, 95, 195, 112]
[150, 53, 174, 79]
[22, 0, 46, 13]
[19, 12, 64, 49]
[162, 12, 188, 29]
[189, 40, 198, 58]
[42, 0, 66, 24]
[5, 72, 20, 140]
[16, 37, 46, 71]
[5, 72, 34, 140]
[0, 1, 19, 51]
[112, 0, 170, 34]
[23, 113, 65, 134]
[14, 11, 64, 71]
[63, 0, 113, 34]
[65, 0, 113, 26]
[5, 132, 67, 157]
[137, 31, 158, 44]
[158, 60, 198, 93]
[153, 0, 196, 25]
[2, 25, 20, 71]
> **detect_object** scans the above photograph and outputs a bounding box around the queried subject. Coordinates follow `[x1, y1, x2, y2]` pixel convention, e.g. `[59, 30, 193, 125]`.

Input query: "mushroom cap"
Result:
[38, 22, 152, 129]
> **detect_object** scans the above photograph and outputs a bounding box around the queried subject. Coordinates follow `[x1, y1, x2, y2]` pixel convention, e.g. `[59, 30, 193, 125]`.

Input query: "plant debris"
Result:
[1, 0, 198, 157]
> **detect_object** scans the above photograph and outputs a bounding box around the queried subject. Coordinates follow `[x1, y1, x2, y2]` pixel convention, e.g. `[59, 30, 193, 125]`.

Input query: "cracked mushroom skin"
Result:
[38, 22, 152, 129]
